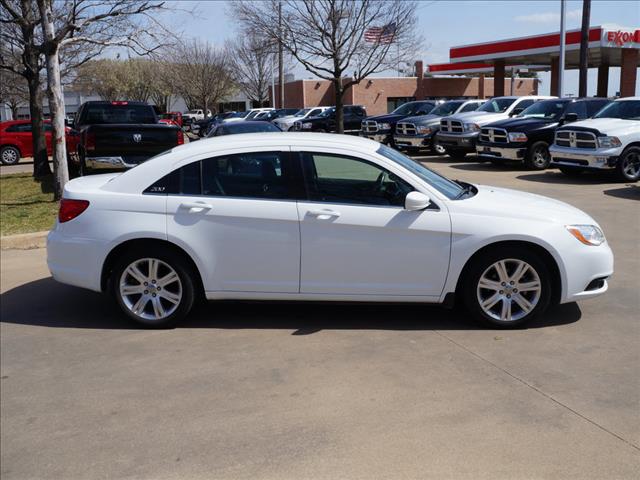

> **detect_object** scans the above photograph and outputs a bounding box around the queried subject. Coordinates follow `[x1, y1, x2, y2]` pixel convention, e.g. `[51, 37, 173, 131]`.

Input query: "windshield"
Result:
[223, 122, 281, 134]
[377, 144, 466, 199]
[518, 100, 568, 119]
[430, 101, 464, 116]
[318, 108, 335, 118]
[593, 100, 640, 120]
[80, 104, 156, 124]
[246, 111, 261, 119]
[294, 109, 309, 117]
[392, 102, 433, 116]
[477, 98, 516, 113]
[227, 111, 249, 119]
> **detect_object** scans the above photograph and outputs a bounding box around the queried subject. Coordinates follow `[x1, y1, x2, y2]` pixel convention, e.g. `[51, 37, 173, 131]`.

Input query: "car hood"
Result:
[560, 117, 639, 135]
[459, 185, 596, 225]
[446, 111, 507, 125]
[485, 117, 557, 131]
[401, 114, 442, 125]
[365, 113, 406, 123]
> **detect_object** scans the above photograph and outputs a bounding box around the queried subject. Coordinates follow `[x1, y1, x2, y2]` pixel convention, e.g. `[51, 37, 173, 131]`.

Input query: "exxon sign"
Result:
[602, 29, 640, 48]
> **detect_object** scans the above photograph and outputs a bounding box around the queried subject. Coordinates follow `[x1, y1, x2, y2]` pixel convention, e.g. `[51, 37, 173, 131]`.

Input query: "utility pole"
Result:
[558, 0, 566, 97]
[278, 0, 284, 108]
[578, 0, 591, 97]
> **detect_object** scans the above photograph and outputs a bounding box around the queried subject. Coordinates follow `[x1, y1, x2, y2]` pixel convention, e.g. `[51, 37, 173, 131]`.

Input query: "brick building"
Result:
[272, 61, 538, 116]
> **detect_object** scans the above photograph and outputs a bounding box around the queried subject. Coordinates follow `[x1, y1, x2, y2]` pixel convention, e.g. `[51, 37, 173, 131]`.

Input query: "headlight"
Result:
[379, 123, 391, 130]
[302, 122, 312, 129]
[417, 126, 433, 135]
[508, 132, 528, 142]
[566, 225, 605, 246]
[464, 123, 480, 132]
[597, 136, 621, 148]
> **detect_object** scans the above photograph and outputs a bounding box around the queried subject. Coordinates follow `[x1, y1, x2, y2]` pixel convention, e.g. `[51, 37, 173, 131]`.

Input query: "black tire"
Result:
[559, 166, 583, 177]
[1, 145, 20, 165]
[446, 149, 467, 160]
[78, 152, 89, 176]
[615, 146, 640, 182]
[524, 141, 551, 170]
[461, 246, 552, 329]
[110, 246, 196, 328]
[432, 141, 446, 155]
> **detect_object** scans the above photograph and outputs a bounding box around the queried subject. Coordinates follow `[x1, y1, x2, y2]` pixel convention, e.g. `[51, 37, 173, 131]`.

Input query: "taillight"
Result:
[177, 129, 184, 145]
[111, 101, 128, 105]
[59, 199, 89, 223]
[86, 131, 96, 151]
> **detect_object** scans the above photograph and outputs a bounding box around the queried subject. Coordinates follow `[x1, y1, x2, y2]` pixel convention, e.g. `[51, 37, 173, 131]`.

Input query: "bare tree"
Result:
[1, 0, 51, 176]
[0, 69, 30, 119]
[227, 36, 275, 107]
[169, 39, 236, 114]
[232, 0, 420, 133]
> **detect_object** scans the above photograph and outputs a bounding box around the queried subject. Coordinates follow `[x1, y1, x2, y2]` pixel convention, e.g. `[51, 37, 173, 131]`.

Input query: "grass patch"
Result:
[0, 173, 57, 236]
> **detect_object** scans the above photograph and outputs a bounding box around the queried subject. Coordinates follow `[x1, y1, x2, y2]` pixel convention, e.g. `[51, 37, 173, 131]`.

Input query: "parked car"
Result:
[475, 98, 611, 170]
[223, 108, 275, 123]
[394, 100, 485, 154]
[273, 107, 332, 131]
[159, 112, 183, 128]
[48, 133, 613, 329]
[549, 96, 640, 182]
[0, 120, 80, 165]
[254, 108, 300, 122]
[69, 101, 183, 175]
[436, 96, 555, 159]
[360, 100, 441, 145]
[207, 120, 281, 137]
[182, 109, 212, 123]
[293, 105, 367, 133]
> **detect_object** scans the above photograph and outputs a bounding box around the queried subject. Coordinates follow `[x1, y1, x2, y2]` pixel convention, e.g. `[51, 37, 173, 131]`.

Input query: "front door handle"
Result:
[308, 209, 341, 219]
[180, 201, 212, 213]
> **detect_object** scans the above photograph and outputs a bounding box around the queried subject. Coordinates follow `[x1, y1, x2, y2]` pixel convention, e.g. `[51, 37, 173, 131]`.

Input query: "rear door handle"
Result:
[180, 202, 212, 213]
[308, 209, 341, 219]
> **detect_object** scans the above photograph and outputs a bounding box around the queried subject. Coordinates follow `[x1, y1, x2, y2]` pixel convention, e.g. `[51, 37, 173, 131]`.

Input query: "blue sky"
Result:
[164, 0, 639, 97]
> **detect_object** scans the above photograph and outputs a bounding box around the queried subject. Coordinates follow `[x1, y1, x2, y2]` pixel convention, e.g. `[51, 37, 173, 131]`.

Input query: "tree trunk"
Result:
[278, 1, 284, 109]
[26, 70, 51, 178]
[38, 0, 68, 200]
[334, 78, 344, 134]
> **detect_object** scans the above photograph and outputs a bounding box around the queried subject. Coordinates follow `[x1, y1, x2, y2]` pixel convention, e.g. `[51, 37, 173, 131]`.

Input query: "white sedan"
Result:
[47, 133, 613, 328]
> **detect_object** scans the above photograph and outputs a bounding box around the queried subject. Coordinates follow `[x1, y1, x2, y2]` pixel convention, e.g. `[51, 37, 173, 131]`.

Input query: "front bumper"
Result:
[549, 145, 622, 170]
[360, 131, 392, 144]
[475, 144, 526, 161]
[435, 132, 478, 152]
[393, 134, 433, 148]
[561, 241, 614, 304]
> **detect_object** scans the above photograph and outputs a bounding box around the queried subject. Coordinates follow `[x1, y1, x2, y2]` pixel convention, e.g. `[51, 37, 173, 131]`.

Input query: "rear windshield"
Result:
[80, 104, 156, 124]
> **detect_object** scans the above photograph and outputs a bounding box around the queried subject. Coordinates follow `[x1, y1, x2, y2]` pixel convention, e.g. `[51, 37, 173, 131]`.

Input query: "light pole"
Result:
[558, 0, 566, 97]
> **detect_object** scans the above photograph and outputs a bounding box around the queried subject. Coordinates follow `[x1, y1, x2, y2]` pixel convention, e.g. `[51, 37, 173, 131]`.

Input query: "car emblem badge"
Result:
[489, 130, 495, 142]
[133, 133, 142, 143]
[569, 131, 576, 147]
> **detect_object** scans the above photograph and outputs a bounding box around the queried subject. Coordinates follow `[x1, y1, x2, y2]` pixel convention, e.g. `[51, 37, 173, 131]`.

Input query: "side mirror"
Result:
[405, 191, 431, 211]
[563, 112, 578, 123]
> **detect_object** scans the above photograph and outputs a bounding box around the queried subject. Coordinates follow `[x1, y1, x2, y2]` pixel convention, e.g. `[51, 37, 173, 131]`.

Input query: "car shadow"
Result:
[447, 161, 524, 172]
[0, 277, 581, 333]
[603, 185, 640, 200]
[516, 171, 620, 185]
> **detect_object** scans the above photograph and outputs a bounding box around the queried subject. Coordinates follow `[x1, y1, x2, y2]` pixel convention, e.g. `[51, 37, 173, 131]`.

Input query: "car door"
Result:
[294, 148, 451, 297]
[163, 148, 301, 293]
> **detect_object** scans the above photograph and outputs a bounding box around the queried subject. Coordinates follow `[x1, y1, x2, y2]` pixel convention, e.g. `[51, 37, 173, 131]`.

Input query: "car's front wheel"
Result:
[525, 141, 551, 170]
[616, 146, 640, 182]
[462, 247, 551, 328]
[1, 145, 20, 165]
[432, 141, 446, 155]
[111, 248, 196, 328]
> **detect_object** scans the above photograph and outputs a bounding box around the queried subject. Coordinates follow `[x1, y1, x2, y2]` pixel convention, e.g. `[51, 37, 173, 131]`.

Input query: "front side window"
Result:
[301, 152, 413, 207]
[6, 123, 32, 133]
[586, 100, 610, 117]
[460, 102, 481, 113]
[563, 101, 588, 119]
[430, 101, 463, 116]
[518, 100, 569, 119]
[478, 98, 516, 113]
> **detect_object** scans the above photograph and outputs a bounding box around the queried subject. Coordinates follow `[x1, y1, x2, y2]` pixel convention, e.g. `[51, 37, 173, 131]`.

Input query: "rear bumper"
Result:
[47, 229, 104, 292]
[435, 132, 478, 152]
[86, 156, 152, 170]
[549, 145, 622, 170]
[475, 144, 526, 161]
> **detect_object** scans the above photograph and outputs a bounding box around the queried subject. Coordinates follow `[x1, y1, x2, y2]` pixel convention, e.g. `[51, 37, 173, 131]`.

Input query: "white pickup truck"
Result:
[549, 97, 640, 182]
[183, 109, 212, 123]
[435, 96, 555, 159]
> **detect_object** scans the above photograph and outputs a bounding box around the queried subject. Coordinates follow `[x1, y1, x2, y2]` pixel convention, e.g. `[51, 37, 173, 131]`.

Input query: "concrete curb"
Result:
[0, 231, 48, 250]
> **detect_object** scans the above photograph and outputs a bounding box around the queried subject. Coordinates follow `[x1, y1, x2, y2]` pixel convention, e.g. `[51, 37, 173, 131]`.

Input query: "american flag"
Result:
[364, 22, 397, 44]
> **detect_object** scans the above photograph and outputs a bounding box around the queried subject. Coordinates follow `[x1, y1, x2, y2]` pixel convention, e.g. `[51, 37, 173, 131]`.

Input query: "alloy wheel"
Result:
[532, 145, 550, 168]
[622, 151, 640, 180]
[119, 258, 183, 321]
[1, 148, 19, 165]
[476, 259, 542, 322]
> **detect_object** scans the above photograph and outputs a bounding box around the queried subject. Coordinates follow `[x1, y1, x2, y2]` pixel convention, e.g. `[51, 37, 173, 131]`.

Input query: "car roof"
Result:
[615, 96, 639, 102]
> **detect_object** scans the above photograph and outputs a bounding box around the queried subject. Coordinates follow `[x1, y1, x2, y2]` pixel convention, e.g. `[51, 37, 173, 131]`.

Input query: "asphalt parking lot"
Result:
[1, 153, 639, 479]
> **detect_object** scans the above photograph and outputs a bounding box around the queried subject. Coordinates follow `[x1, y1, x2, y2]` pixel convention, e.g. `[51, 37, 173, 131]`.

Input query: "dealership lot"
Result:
[1, 155, 639, 479]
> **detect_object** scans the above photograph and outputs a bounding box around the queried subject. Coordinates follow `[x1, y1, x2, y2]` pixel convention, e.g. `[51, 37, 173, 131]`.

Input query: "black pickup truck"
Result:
[70, 101, 183, 175]
[475, 97, 610, 170]
[292, 105, 367, 133]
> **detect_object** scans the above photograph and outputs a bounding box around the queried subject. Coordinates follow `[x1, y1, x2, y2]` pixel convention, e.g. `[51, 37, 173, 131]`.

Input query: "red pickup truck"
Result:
[0, 120, 80, 165]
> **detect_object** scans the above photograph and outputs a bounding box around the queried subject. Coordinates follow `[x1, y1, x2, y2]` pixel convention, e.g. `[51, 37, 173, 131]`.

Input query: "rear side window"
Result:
[460, 102, 480, 113]
[586, 100, 610, 117]
[514, 99, 535, 111]
[144, 161, 200, 195]
[5, 124, 32, 133]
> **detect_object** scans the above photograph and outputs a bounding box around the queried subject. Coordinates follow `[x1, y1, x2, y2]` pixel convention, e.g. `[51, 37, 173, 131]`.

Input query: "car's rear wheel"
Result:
[1, 146, 20, 165]
[525, 141, 551, 170]
[462, 247, 551, 328]
[111, 248, 196, 328]
[446, 149, 466, 160]
[616, 146, 640, 182]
